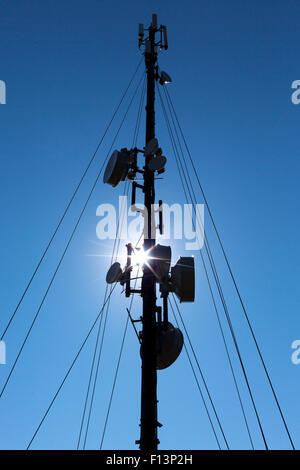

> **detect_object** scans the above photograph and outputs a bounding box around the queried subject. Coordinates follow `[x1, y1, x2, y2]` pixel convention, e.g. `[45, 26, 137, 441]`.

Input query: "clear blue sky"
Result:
[0, 0, 300, 450]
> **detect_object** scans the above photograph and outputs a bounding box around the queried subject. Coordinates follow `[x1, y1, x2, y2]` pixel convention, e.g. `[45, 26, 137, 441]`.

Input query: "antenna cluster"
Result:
[138, 14, 168, 51]
[106, 245, 195, 303]
[103, 138, 167, 189]
[103, 132, 195, 371]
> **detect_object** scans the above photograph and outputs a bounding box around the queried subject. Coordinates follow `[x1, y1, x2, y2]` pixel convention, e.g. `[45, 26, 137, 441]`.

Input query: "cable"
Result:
[76, 286, 108, 449]
[158, 83, 266, 448]
[82, 291, 111, 449]
[0, 73, 145, 398]
[81, 185, 130, 447]
[26, 283, 118, 450]
[100, 315, 129, 450]
[1, 57, 143, 342]
[77, 183, 130, 449]
[132, 76, 147, 148]
[79, 86, 145, 448]
[170, 295, 229, 450]
[126, 307, 141, 344]
[168, 298, 222, 450]
[164, 86, 295, 449]
[200, 254, 254, 449]
[158, 83, 268, 449]
[99, 277, 138, 449]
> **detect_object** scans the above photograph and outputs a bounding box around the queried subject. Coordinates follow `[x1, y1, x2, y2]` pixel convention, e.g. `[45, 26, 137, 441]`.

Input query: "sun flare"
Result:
[131, 249, 149, 266]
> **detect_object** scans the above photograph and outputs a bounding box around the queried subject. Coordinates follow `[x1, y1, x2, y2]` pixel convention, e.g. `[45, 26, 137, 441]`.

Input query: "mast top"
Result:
[138, 14, 168, 51]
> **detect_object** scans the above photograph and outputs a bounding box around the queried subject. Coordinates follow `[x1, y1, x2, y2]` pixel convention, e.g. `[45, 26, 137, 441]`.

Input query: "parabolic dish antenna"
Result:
[144, 137, 159, 156]
[159, 71, 172, 85]
[103, 150, 130, 187]
[140, 322, 184, 370]
[156, 323, 184, 370]
[148, 155, 167, 172]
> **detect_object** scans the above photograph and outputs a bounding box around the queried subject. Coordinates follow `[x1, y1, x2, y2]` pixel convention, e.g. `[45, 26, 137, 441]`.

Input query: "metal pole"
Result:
[139, 21, 158, 451]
